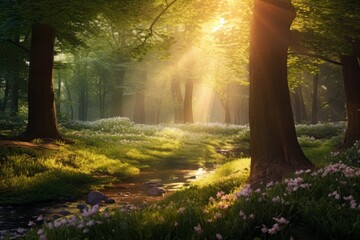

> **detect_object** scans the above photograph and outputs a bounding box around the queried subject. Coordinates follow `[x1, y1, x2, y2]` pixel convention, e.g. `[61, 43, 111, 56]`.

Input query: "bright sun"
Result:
[212, 18, 227, 32]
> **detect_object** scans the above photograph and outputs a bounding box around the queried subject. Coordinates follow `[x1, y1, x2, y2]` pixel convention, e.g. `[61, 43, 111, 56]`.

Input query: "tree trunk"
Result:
[221, 99, 231, 124]
[133, 70, 146, 124]
[1, 72, 11, 112]
[311, 73, 319, 124]
[341, 54, 360, 148]
[113, 70, 126, 117]
[293, 85, 307, 123]
[8, 35, 22, 116]
[78, 64, 88, 121]
[134, 93, 145, 124]
[55, 68, 62, 118]
[248, 0, 314, 184]
[98, 70, 106, 119]
[171, 76, 183, 123]
[183, 78, 194, 123]
[24, 24, 61, 139]
[63, 78, 74, 120]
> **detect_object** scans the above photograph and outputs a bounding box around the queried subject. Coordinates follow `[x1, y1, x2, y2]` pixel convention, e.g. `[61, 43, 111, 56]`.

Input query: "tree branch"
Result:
[138, 0, 178, 46]
[288, 51, 342, 66]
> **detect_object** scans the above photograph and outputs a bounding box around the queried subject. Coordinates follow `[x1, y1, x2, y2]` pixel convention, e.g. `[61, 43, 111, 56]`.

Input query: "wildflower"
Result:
[261, 225, 268, 233]
[39, 234, 47, 240]
[86, 220, 95, 227]
[216, 233, 223, 240]
[36, 215, 44, 221]
[174, 221, 179, 227]
[249, 214, 255, 220]
[28, 221, 35, 227]
[266, 181, 274, 188]
[216, 191, 225, 199]
[54, 220, 62, 228]
[255, 188, 261, 193]
[83, 228, 89, 233]
[194, 223, 202, 235]
[273, 217, 289, 225]
[215, 212, 222, 220]
[17, 228, 26, 234]
[37, 229, 44, 235]
[209, 197, 216, 203]
[239, 210, 245, 217]
[268, 223, 280, 235]
[178, 207, 186, 214]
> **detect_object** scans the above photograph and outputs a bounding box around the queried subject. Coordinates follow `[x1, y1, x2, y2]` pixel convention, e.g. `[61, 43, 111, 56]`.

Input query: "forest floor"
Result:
[2, 119, 360, 239]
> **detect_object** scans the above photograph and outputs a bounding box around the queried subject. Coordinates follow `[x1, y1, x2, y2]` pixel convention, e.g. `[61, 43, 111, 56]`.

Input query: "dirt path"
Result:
[0, 140, 59, 150]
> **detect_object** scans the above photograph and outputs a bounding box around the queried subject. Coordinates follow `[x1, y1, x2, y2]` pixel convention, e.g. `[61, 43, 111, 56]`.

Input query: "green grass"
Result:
[2, 118, 360, 239]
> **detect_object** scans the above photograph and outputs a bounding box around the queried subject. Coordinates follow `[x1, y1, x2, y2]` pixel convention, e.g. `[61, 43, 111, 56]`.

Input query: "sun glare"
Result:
[212, 18, 227, 32]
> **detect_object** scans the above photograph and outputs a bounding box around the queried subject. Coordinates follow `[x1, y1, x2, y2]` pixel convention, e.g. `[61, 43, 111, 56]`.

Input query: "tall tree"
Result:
[24, 24, 61, 139]
[248, 0, 314, 183]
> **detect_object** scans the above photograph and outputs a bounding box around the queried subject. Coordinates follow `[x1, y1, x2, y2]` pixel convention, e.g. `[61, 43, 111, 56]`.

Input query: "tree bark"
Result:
[183, 78, 194, 123]
[248, 0, 314, 184]
[311, 73, 319, 124]
[293, 84, 307, 123]
[133, 70, 147, 124]
[24, 24, 61, 139]
[221, 99, 231, 124]
[171, 76, 183, 123]
[112, 70, 126, 117]
[341, 54, 360, 148]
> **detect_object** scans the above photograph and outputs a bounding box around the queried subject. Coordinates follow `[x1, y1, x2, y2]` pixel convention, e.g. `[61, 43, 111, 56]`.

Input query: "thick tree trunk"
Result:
[341, 54, 360, 148]
[248, 0, 313, 184]
[171, 77, 183, 123]
[183, 78, 194, 123]
[311, 73, 319, 124]
[24, 24, 61, 139]
[113, 70, 126, 117]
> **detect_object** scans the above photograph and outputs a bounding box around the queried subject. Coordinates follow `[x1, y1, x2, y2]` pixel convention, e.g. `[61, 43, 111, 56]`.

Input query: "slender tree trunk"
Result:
[248, 0, 314, 184]
[293, 85, 307, 123]
[133, 70, 146, 124]
[311, 73, 319, 124]
[1, 72, 11, 112]
[183, 78, 194, 123]
[9, 35, 21, 116]
[221, 99, 231, 124]
[113, 70, 126, 117]
[63, 78, 74, 120]
[55, 68, 62, 118]
[171, 77, 183, 123]
[341, 54, 360, 148]
[24, 24, 61, 139]
[78, 65, 88, 121]
[98, 70, 106, 119]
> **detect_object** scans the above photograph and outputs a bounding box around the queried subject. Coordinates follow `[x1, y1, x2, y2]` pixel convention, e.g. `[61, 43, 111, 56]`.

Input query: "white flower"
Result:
[216, 233, 223, 240]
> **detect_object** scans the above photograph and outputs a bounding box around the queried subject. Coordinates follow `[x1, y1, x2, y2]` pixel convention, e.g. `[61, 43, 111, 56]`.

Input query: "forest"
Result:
[0, 0, 360, 239]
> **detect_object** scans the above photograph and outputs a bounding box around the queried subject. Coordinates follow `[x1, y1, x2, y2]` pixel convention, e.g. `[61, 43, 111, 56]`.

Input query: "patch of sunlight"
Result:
[125, 148, 157, 161]
[156, 127, 185, 139]
[196, 158, 250, 187]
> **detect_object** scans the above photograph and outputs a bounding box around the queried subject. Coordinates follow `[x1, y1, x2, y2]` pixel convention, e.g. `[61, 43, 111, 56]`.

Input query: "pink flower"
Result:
[273, 217, 289, 225]
[194, 223, 202, 235]
[261, 225, 268, 233]
[216, 233, 223, 240]
[268, 223, 280, 235]
[178, 207, 186, 214]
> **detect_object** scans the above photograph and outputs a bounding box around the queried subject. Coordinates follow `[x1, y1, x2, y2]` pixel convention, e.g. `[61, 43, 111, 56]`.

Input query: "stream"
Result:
[0, 166, 212, 237]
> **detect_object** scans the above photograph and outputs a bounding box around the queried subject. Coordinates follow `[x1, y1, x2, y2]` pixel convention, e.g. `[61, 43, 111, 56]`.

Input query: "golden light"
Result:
[211, 18, 227, 32]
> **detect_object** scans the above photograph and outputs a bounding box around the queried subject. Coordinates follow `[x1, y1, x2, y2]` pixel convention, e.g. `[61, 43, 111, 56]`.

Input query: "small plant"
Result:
[31, 138, 43, 144]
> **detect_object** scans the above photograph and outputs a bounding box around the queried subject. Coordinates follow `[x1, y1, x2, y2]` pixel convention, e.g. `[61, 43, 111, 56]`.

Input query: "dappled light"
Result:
[1, 0, 360, 239]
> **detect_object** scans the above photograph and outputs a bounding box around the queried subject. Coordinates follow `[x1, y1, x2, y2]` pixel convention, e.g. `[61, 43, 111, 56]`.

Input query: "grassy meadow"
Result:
[1, 117, 360, 239]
